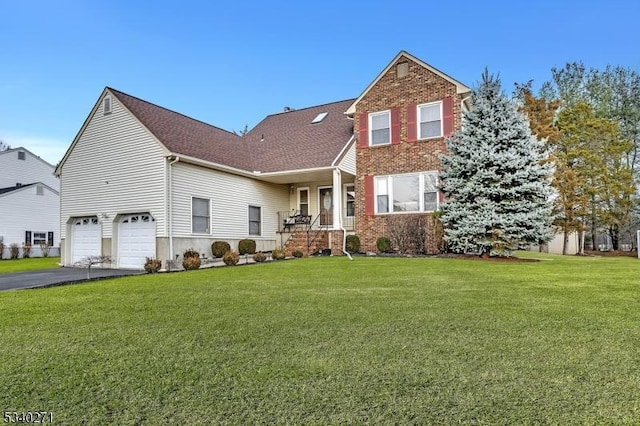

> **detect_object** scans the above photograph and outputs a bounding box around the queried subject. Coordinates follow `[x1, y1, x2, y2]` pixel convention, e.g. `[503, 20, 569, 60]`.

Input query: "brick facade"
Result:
[354, 55, 466, 253]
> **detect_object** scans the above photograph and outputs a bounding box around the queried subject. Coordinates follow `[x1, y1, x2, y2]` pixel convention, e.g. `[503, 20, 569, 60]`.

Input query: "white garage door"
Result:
[71, 216, 101, 264]
[118, 214, 156, 269]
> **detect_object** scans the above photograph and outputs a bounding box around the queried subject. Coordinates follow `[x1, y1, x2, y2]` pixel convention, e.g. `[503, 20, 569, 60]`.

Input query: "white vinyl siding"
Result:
[337, 142, 356, 175]
[59, 93, 167, 241]
[0, 149, 59, 190]
[0, 185, 60, 248]
[171, 163, 289, 240]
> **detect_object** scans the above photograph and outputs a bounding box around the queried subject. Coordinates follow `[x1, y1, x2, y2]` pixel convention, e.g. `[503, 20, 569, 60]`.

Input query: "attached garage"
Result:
[70, 216, 101, 264]
[117, 213, 156, 269]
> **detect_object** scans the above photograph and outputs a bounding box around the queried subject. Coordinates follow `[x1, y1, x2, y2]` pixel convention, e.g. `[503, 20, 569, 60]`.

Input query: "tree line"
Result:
[516, 63, 640, 254]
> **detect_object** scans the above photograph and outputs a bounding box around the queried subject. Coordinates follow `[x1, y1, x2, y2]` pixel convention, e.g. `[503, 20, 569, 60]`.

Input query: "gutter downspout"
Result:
[335, 169, 353, 261]
[168, 156, 180, 267]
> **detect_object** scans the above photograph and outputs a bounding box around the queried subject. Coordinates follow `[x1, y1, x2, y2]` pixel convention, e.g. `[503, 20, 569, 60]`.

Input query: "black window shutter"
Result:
[47, 232, 54, 246]
[25, 231, 32, 245]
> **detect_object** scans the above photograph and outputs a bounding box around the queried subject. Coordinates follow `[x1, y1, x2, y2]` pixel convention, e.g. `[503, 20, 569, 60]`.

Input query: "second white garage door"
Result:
[118, 214, 156, 269]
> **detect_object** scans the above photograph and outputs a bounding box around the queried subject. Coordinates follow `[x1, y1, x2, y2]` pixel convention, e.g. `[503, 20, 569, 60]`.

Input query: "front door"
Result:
[319, 187, 333, 227]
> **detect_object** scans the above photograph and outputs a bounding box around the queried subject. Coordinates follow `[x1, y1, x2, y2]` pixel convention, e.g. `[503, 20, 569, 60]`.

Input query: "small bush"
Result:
[22, 243, 32, 258]
[292, 250, 304, 258]
[211, 241, 231, 258]
[387, 215, 429, 255]
[144, 257, 162, 273]
[253, 252, 267, 263]
[182, 256, 201, 270]
[376, 237, 392, 253]
[10, 243, 19, 259]
[272, 247, 286, 260]
[345, 234, 361, 253]
[39, 242, 52, 258]
[183, 248, 200, 259]
[182, 248, 201, 270]
[223, 250, 240, 266]
[238, 239, 256, 255]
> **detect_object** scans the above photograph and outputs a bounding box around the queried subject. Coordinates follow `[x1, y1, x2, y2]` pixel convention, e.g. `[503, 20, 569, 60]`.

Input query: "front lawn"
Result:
[1, 253, 639, 424]
[0, 257, 60, 274]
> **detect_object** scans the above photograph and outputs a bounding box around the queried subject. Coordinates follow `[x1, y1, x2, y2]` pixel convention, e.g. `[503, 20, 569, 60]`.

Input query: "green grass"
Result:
[0, 257, 60, 274]
[1, 253, 640, 424]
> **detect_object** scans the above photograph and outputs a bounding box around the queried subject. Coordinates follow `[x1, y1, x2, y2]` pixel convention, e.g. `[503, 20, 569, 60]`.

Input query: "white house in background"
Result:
[0, 147, 60, 258]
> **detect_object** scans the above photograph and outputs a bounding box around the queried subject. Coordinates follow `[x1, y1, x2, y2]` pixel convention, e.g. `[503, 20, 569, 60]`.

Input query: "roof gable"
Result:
[345, 51, 472, 115]
[0, 147, 55, 168]
[0, 182, 58, 197]
[58, 89, 355, 177]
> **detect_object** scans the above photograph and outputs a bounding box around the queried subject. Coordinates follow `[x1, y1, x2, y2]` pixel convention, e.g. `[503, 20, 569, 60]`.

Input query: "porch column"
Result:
[332, 168, 342, 228]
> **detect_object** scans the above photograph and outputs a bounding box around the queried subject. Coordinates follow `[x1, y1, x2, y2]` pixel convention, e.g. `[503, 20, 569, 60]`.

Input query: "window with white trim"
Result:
[375, 172, 440, 214]
[191, 197, 210, 234]
[345, 184, 355, 217]
[369, 110, 391, 146]
[418, 101, 442, 139]
[33, 232, 47, 245]
[248, 205, 261, 236]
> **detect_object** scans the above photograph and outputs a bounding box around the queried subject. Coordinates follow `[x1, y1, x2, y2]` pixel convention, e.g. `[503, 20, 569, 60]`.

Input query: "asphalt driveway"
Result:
[0, 267, 145, 291]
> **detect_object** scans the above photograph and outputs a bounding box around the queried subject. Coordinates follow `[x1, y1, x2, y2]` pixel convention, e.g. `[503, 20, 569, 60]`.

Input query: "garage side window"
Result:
[192, 197, 211, 234]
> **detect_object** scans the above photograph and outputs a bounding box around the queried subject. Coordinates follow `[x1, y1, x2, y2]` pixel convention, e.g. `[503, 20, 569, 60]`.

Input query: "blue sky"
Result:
[1, 1, 639, 165]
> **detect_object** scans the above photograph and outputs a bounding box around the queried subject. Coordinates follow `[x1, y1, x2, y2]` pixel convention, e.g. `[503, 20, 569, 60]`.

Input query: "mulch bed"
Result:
[435, 253, 540, 263]
[583, 250, 637, 258]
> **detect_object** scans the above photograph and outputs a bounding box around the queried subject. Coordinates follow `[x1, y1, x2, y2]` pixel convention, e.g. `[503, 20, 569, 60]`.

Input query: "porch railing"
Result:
[306, 213, 330, 254]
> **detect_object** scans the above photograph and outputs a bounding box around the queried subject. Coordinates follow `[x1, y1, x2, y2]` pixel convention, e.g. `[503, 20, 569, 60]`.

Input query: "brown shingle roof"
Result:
[109, 88, 250, 170]
[110, 88, 354, 173]
[242, 99, 355, 173]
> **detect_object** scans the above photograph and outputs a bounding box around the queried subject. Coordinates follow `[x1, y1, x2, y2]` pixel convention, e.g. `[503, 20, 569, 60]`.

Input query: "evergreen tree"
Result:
[440, 71, 554, 256]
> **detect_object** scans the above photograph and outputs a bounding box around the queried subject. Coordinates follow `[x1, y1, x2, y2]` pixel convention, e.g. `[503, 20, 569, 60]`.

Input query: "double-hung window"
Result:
[248, 205, 261, 236]
[192, 197, 210, 234]
[369, 111, 391, 146]
[418, 102, 442, 139]
[375, 172, 439, 214]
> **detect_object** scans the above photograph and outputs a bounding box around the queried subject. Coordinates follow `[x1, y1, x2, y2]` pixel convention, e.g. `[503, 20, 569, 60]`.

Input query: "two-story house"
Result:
[0, 147, 60, 258]
[55, 51, 470, 268]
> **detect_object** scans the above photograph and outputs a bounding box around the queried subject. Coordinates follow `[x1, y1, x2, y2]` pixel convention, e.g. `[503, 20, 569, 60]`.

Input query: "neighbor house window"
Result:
[248, 205, 261, 236]
[33, 232, 47, 245]
[375, 172, 439, 214]
[369, 111, 391, 146]
[192, 197, 210, 233]
[418, 102, 442, 139]
[36, 184, 44, 195]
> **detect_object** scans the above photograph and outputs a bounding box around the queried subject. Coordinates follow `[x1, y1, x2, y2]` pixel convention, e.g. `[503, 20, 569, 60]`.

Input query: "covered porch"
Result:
[253, 166, 355, 254]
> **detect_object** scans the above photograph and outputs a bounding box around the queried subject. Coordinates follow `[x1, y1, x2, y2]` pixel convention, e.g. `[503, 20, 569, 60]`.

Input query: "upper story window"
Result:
[369, 111, 391, 146]
[18, 151, 26, 160]
[104, 97, 112, 115]
[375, 171, 439, 214]
[418, 101, 442, 139]
[191, 197, 210, 234]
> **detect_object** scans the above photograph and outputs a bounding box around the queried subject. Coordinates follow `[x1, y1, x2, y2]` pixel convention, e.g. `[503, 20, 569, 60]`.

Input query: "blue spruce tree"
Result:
[440, 70, 553, 256]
